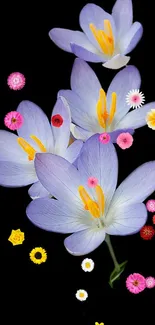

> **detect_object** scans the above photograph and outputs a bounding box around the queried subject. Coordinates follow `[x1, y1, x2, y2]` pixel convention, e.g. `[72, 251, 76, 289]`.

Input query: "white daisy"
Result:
[81, 258, 94, 272]
[126, 89, 145, 109]
[75, 289, 88, 301]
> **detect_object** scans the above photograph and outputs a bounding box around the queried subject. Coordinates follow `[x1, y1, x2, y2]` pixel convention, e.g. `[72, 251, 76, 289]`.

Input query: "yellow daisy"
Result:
[146, 109, 155, 130]
[29, 247, 47, 264]
[8, 229, 25, 246]
[95, 323, 104, 325]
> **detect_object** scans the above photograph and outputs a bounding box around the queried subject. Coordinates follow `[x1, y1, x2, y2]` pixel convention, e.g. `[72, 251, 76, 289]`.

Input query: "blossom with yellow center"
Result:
[146, 109, 155, 130]
[81, 258, 94, 272]
[60, 59, 155, 144]
[75, 289, 88, 301]
[8, 229, 25, 246]
[29, 247, 47, 265]
[0, 97, 83, 201]
[49, 1, 143, 69]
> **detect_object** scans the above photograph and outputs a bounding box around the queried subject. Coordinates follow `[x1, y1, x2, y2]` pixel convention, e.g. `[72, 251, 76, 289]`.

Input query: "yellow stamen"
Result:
[78, 185, 92, 208]
[89, 24, 109, 55]
[78, 185, 105, 219]
[108, 92, 117, 125]
[95, 185, 105, 215]
[17, 137, 36, 161]
[104, 20, 114, 55]
[30, 135, 46, 152]
[87, 199, 100, 218]
[89, 20, 114, 56]
[96, 88, 108, 129]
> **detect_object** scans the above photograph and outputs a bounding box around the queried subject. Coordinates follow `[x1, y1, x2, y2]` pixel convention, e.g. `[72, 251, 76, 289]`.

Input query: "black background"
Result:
[1, 0, 155, 323]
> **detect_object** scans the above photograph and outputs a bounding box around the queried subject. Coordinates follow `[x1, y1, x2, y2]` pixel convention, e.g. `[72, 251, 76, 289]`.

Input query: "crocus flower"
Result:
[26, 134, 155, 256]
[59, 59, 155, 142]
[49, 0, 143, 69]
[0, 97, 83, 199]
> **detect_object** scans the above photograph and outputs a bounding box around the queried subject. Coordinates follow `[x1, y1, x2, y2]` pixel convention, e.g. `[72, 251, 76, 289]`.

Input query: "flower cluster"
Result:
[1, 0, 155, 289]
[126, 273, 155, 294]
[140, 199, 155, 240]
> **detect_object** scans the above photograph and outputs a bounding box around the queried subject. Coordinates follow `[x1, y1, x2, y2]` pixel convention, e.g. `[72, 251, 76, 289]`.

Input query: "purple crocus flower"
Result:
[59, 59, 155, 142]
[49, 0, 143, 69]
[26, 134, 155, 256]
[0, 97, 83, 199]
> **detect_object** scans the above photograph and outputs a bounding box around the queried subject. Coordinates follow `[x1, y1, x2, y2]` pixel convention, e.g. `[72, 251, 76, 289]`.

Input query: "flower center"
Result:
[17, 135, 46, 161]
[35, 252, 42, 259]
[14, 77, 20, 84]
[133, 280, 139, 286]
[96, 88, 117, 130]
[79, 292, 84, 298]
[89, 20, 114, 56]
[133, 95, 139, 102]
[11, 117, 17, 123]
[78, 184, 105, 219]
[85, 262, 91, 268]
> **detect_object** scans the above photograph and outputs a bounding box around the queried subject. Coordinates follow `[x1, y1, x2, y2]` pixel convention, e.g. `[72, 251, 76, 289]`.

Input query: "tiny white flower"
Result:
[75, 289, 88, 301]
[126, 89, 145, 109]
[81, 258, 94, 272]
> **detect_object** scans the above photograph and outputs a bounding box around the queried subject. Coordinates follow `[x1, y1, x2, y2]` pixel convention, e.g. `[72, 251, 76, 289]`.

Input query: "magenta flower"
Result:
[116, 132, 133, 149]
[4, 111, 24, 131]
[126, 273, 146, 294]
[146, 199, 155, 212]
[99, 133, 111, 144]
[49, 0, 143, 70]
[87, 176, 98, 188]
[7, 72, 25, 90]
[145, 277, 155, 289]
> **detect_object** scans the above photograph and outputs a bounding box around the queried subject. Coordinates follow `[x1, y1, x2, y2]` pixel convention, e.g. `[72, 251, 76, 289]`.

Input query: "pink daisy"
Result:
[126, 89, 145, 109]
[4, 111, 24, 130]
[7, 72, 25, 90]
[116, 133, 133, 150]
[126, 273, 146, 294]
[146, 199, 155, 212]
[99, 132, 111, 144]
[145, 277, 155, 289]
[87, 177, 98, 188]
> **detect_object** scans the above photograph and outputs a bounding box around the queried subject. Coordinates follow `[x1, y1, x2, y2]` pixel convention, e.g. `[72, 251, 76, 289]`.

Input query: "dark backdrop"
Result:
[1, 0, 154, 323]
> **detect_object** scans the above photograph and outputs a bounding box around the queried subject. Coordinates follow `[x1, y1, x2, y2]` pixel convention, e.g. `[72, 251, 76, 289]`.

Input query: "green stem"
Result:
[105, 235, 120, 271]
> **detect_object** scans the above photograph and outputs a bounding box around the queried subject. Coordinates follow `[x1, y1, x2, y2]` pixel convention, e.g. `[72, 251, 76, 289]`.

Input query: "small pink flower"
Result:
[99, 132, 110, 144]
[7, 72, 25, 90]
[126, 89, 145, 109]
[4, 111, 24, 130]
[145, 277, 155, 289]
[126, 273, 146, 294]
[88, 177, 98, 188]
[146, 199, 155, 212]
[116, 133, 133, 150]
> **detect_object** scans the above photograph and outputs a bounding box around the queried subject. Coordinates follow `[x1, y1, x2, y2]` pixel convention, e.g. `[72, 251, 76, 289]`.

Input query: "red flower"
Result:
[152, 215, 155, 224]
[140, 225, 155, 240]
[51, 114, 63, 127]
